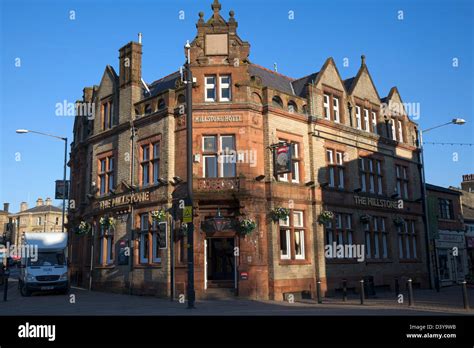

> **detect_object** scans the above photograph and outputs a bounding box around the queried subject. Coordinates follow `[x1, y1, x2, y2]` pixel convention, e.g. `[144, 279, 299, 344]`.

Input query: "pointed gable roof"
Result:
[312, 57, 347, 93]
[347, 55, 381, 101]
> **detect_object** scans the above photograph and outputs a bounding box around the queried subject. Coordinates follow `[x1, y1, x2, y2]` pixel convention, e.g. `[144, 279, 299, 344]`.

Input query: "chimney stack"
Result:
[36, 198, 44, 207]
[20, 202, 28, 212]
[45, 198, 52, 206]
[119, 41, 142, 89]
[3, 203, 9, 212]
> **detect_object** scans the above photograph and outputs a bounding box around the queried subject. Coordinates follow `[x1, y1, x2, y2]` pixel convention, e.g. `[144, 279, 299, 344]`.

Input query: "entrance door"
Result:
[206, 238, 235, 288]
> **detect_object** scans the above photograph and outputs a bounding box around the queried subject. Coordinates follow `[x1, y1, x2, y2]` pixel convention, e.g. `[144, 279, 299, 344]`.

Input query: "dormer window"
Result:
[144, 104, 152, 114]
[371, 111, 378, 134]
[272, 96, 283, 108]
[101, 100, 113, 130]
[333, 97, 340, 123]
[288, 101, 297, 114]
[322, 92, 342, 123]
[323, 94, 330, 120]
[355, 106, 362, 129]
[397, 120, 404, 142]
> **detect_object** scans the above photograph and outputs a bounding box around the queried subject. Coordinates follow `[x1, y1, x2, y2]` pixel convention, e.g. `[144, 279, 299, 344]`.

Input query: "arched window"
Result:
[302, 104, 308, 115]
[272, 96, 283, 108]
[158, 99, 166, 110]
[288, 101, 297, 113]
[144, 104, 152, 114]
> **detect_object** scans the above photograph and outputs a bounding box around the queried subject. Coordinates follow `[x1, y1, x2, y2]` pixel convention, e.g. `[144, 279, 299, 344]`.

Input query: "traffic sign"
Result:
[183, 206, 193, 223]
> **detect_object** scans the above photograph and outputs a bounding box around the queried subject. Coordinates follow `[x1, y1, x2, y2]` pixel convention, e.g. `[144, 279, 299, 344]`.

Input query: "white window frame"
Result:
[371, 111, 377, 134]
[279, 216, 291, 260]
[397, 120, 404, 142]
[391, 119, 397, 141]
[364, 109, 370, 131]
[140, 214, 149, 264]
[333, 97, 340, 123]
[219, 75, 231, 102]
[323, 94, 330, 120]
[205, 76, 216, 102]
[295, 230, 305, 259]
[355, 106, 362, 129]
[291, 143, 299, 183]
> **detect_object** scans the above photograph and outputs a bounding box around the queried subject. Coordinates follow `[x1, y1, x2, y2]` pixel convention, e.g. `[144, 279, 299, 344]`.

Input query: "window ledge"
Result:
[326, 258, 362, 264]
[365, 258, 393, 264]
[134, 264, 162, 269]
[279, 260, 311, 266]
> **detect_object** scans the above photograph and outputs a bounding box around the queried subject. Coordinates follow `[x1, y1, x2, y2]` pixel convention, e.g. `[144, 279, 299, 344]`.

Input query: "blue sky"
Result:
[1, 0, 473, 212]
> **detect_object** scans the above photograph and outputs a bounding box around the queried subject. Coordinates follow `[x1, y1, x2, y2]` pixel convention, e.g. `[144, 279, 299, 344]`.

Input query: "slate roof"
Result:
[148, 71, 180, 97]
[248, 64, 295, 95]
[16, 205, 62, 215]
[343, 77, 355, 93]
[426, 183, 461, 196]
[292, 72, 319, 97]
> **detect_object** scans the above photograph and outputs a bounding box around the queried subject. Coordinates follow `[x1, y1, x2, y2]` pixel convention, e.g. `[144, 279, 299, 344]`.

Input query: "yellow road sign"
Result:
[183, 206, 192, 223]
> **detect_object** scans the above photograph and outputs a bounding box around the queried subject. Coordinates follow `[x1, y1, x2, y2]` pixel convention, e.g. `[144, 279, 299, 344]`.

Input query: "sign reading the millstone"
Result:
[194, 115, 242, 123]
[354, 195, 404, 210]
[97, 191, 150, 210]
[273, 143, 292, 175]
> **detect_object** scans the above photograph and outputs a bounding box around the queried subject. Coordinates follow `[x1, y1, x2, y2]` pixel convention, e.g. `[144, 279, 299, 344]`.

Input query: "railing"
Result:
[195, 178, 240, 192]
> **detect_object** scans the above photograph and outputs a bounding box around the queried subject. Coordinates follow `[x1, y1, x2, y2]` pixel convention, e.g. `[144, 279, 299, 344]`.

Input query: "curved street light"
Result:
[418, 118, 466, 292]
[15, 129, 68, 233]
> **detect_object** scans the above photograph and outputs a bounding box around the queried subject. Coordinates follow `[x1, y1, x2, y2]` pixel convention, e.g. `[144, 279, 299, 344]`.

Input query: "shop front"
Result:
[435, 230, 469, 286]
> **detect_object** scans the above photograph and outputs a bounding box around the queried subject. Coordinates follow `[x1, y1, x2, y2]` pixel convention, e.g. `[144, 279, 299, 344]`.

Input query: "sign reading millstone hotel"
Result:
[68, 0, 428, 301]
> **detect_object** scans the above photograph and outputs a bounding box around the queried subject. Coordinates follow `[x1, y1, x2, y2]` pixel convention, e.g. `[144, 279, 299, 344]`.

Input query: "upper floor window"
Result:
[359, 157, 383, 195]
[278, 141, 300, 183]
[395, 165, 409, 199]
[205, 76, 216, 102]
[219, 75, 231, 101]
[279, 210, 306, 260]
[37, 217, 42, 226]
[323, 94, 330, 120]
[140, 142, 160, 186]
[397, 120, 404, 142]
[322, 92, 341, 123]
[202, 135, 236, 178]
[371, 111, 378, 134]
[98, 154, 114, 195]
[102, 100, 113, 130]
[288, 101, 297, 114]
[438, 199, 454, 220]
[355, 106, 362, 130]
[326, 149, 344, 189]
[363, 109, 370, 131]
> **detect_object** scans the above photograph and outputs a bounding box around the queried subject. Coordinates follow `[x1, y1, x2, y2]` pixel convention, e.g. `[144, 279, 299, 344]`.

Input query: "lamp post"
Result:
[16, 129, 68, 233]
[418, 118, 465, 291]
[184, 41, 195, 308]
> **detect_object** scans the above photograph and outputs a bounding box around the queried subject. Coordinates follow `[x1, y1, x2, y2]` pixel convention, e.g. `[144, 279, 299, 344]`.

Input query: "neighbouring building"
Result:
[427, 184, 468, 286]
[11, 198, 65, 246]
[456, 175, 474, 280]
[68, 0, 428, 300]
[0, 203, 11, 245]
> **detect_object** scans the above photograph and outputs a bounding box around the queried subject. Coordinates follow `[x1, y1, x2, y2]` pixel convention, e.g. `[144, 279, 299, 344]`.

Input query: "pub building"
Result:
[67, 0, 428, 301]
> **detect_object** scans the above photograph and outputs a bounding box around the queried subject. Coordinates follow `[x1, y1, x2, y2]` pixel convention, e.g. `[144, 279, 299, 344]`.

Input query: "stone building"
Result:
[10, 198, 64, 246]
[68, 0, 428, 300]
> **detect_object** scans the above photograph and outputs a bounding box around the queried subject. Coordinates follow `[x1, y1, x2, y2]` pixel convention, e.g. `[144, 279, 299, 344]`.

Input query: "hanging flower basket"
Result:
[151, 209, 166, 222]
[76, 221, 91, 236]
[393, 216, 405, 227]
[237, 218, 256, 236]
[318, 210, 334, 225]
[360, 214, 371, 224]
[99, 216, 115, 230]
[270, 207, 290, 222]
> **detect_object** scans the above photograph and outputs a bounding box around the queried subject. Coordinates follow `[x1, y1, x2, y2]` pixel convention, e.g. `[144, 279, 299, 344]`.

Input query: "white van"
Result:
[19, 232, 69, 296]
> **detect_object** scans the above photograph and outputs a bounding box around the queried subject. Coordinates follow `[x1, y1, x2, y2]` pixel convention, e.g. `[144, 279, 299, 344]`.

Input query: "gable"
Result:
[97, 66, 118, 98]
[351, 70, 379, 102]
[315, 60, 345, 92]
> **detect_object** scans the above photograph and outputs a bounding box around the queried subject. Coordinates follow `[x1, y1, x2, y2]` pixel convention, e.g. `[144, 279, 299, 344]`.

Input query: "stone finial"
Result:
[229, 10, 235, 22]
[212, 0, 221, 17]
[361, 54, 366, 67]
[198, 11, 204, 23]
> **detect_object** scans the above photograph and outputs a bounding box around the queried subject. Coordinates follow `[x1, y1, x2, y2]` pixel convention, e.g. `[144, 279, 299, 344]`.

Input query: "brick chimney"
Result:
[36, 198, 44, 207]
[3, 203, 9, 212]
[45, 197, 52, 206]
[20, 202, 28, 212]
[118, 37, 143, 123]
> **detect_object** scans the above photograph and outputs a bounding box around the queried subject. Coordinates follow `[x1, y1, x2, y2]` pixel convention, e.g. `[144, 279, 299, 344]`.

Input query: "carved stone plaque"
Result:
[205, 34, 228, 55]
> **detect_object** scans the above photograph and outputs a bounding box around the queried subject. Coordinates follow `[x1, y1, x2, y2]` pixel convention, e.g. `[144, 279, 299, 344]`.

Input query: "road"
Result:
[1, 275, 473, 316]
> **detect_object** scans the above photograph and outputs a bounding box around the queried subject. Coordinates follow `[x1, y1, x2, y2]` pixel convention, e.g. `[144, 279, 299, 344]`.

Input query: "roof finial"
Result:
[212, 0, 221, 17]
[361, 54, 366, 67]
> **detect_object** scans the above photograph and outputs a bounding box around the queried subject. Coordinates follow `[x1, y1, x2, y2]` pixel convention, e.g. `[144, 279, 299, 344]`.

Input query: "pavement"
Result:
[1, 275, 473, 315]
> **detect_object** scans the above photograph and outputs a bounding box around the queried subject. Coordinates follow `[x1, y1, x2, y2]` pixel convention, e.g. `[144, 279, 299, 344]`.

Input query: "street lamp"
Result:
[418, 118, 466, 292]
[16, 129, 68, 233]
[184, 40, 196, 309]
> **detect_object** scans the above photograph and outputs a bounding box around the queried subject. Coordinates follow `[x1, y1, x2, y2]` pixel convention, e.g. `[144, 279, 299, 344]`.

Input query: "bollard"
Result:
[342, 279, 347, 302]
[407, 278, 414, 307]
[360, 280, 365, 305]
[395, 278, 400, 298]
[462, 281, 470, 311]
[317, 280, 322, 304]
[3, 270, 9, 302]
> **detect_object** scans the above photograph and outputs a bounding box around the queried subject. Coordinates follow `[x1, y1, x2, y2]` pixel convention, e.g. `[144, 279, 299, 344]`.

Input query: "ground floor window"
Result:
[364, 216, 388, 259]
[279, 210, 306, 260]
[138, 213, 166, 265]
[398, 220, 417, 260]
[98, 225, 114, 266]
